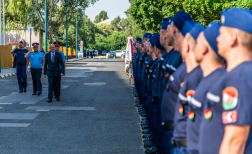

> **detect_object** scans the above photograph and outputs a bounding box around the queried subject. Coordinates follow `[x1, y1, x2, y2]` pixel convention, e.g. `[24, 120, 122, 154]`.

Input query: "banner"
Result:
[124, 37, 133, 78]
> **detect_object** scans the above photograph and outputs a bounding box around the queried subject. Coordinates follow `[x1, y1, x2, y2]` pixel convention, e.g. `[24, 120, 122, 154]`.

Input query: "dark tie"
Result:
[52, 53, 55, 62]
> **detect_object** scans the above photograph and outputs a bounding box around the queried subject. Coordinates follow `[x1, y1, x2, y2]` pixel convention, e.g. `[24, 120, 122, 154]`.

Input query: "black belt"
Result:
[172, 138, 187, 147]
[17, 62, 26, 65]
[152, 96, 159, 105]
[162, 122, 173, 131]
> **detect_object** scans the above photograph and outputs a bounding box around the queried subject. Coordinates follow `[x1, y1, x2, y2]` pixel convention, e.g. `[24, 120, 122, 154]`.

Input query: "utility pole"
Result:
[83, 9, 85, 54]
[76, 6, 78, 59]
[66, 0, 68, 60]
[3, 0, 5, 45]
[0, 0, 2, 45]
[45, 0, 48, 52]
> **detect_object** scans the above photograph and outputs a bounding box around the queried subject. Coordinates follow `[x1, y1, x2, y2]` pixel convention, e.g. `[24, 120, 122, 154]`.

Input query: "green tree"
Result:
[129, 0, 252, 31]
[5, 0, 99, 43]
[94, 10, 109, 23]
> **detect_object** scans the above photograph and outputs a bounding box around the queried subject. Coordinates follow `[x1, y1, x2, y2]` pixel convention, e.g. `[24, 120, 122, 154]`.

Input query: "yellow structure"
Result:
[0, 45, 13, 68]
[59, 46, 76, 58]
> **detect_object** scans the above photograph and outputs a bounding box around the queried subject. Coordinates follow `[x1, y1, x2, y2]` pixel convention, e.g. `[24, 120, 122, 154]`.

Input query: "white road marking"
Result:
[0, 123, 31, 127]
[0, 113, 38, 120]
[27, 106, 95, 111]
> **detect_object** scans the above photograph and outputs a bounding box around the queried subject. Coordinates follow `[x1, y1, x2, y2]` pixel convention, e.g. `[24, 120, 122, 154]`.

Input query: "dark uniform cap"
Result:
[163, 18, 170, 23]
[151, 34, 159, 48]
[204, 21, 221, 55]
[133, 43, 136, 46]
[145, 33, 152, 40]
[173, 11, 193, 31]
[53, 42, 61, 47]
[19, 41, 23, 43]
[32, 42, 39, 46]
[161, 17, 173, 30]
[221, 8, 252, 33]
[189, 23, 205, 40]
[181, 20, 197, 37]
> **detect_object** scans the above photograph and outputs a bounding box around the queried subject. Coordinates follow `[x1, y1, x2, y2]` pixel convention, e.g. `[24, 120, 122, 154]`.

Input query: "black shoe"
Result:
[145, 146, 157, 154]
[32, 92, 37, 95]
[144, 140, 154, 148]
[37, 91, 42, 95]
[142, 129, 150, 134]
[47, 99, 52, 103]
[24, 88, 26, 92]
[56, 98, 60, 101]
[19, 90, 23, 93]
[142, 134, 151, 139]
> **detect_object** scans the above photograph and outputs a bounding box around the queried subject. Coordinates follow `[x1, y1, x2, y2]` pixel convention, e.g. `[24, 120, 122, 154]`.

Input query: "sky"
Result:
[85, 0, 131, 22]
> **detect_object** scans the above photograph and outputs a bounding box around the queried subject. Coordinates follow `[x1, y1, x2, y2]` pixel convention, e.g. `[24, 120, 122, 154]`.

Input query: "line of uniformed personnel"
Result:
[132, 8, 252, 154]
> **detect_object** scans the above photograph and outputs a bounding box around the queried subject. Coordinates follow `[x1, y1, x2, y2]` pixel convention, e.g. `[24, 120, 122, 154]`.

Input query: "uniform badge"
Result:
[188, 111, 194, 121]
[222, 87, 238, 110]
[161, 72, 163, 78]
[32, 54, 34, 56]
[165, 72, 169, 78]
[146, 69, 148, 73]
[179, 106, 183, 115]
[204, 109, 212, 121]
[222, 110, 237, 124]
[148, 74, 150, 78]
[186, 90, 195, 102]
[180, 82, 184, 87]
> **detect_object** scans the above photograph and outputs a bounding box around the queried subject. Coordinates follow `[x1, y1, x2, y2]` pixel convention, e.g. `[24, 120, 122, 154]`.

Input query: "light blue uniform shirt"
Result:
[28, 51, 45, 68]
[56, 50, 65, 69]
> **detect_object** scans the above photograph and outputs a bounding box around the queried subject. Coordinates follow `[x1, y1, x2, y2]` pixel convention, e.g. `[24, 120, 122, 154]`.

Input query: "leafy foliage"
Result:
[129, 0, 252, 31]
[94, 10, 109, 23]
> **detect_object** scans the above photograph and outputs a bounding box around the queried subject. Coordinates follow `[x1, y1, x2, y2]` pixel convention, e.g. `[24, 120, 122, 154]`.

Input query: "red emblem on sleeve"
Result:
[222, 110, 237, 124]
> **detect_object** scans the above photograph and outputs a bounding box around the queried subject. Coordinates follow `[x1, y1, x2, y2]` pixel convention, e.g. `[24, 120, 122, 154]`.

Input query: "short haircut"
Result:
[201, 34, 223, 63]
[233, 28, 252, 51]
[185, 34, 197, 51]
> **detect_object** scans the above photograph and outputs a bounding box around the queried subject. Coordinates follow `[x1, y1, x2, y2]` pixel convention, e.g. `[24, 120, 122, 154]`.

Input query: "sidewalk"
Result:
[0, 67, 17, 78]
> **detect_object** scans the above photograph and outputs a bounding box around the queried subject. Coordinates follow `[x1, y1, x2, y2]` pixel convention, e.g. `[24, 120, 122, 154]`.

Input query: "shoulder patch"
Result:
[222, 87, 238, 110]
[222, 110, 237, 124]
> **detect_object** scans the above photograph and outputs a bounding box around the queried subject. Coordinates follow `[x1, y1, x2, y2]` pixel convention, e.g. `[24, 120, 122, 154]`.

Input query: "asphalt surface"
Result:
[0, 58, 143, 154]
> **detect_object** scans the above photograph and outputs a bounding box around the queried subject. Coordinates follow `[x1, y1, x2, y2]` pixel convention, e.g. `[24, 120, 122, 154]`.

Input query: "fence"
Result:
[59, 46, 76, 59]
[0, 45, 13, 68]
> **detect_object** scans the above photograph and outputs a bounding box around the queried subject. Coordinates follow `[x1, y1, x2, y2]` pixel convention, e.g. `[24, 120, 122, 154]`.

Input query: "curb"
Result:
[0, 69, 31, 79]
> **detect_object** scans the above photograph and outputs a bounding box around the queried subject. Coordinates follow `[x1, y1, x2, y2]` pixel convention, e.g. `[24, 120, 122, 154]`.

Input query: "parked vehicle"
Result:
[115, 50, 126, 57]
[93, 50, 98, 56]
[102, 50, 107, 56]
[107, 51, 116, 57]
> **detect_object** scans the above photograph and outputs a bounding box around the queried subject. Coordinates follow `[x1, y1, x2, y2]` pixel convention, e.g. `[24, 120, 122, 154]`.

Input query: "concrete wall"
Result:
[0, 45, 13, 68]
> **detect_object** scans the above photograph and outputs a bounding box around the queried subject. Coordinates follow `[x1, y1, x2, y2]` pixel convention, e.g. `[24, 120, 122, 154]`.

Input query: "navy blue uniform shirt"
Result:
[145, 57, 153, 87]
[139, 52, 147, 78]
[161, 63, 187, 123]
[187, 67, 226, 152]
[142, 55, 150, 82]
[159, 49, 174, 99]
[14, 49, 28, 64]
[147, 58, 158, 93]
[199, 61, 252, 154]
[173, 66, 203, 139]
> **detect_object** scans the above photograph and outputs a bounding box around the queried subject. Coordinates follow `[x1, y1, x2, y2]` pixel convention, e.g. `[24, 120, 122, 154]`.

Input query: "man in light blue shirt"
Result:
[25, 42, 45, 95]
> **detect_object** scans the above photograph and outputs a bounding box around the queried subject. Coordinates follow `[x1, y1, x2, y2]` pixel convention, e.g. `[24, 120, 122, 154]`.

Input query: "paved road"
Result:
[0, 58, 143, 154]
